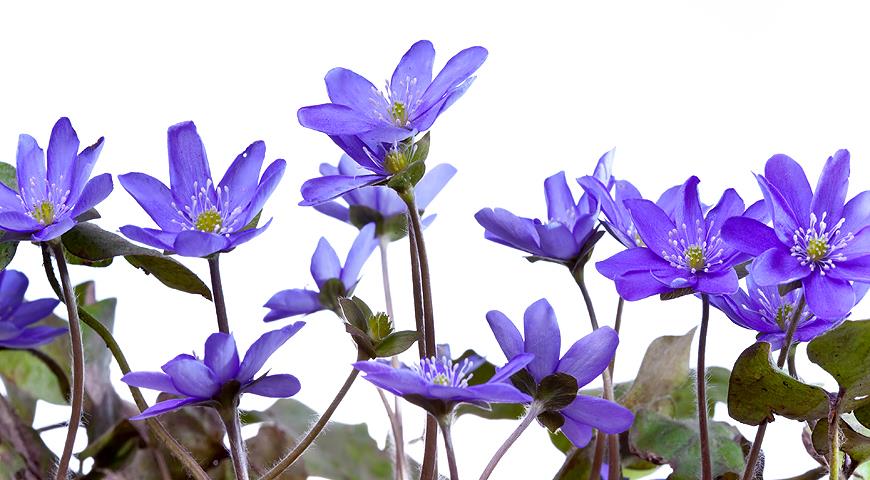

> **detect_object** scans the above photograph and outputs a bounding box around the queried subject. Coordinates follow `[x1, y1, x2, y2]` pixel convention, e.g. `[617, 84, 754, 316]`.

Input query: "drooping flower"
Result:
[0, 270, 64, 349]
[721, 151, 870, 319]
[122, 323, 304, 419]
[312, 154, 456, 238]
[0, 117, 112, 241]
[596, 176, 753, 300]
[298, 40, 488, 144]
[353, 347, 533, 417]
[709, 267, 851, 350]
[474, 151, 613, 264]
[118, 121, 285, 258]
[486, 298, 633, 448]
[263, 223, 378, 321]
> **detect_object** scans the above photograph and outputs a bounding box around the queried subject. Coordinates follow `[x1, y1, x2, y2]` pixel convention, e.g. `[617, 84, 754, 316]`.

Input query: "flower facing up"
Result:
[312, 154, 456, 239]
[119, 121, 286, 257]
[0, 117, 112, 241]
[0, 270, 64, 349]
[353, 348, 533, 417]
[298, 40, 488, 144]
[122, 323, 304, 420]
[487, 298, 633, 448]
[721, 151, 870, 319]
[596, 176, 756, 300]
[710, 266, 853, 350]
[474, 151, 614, 264]
[263, 223, 378, 321]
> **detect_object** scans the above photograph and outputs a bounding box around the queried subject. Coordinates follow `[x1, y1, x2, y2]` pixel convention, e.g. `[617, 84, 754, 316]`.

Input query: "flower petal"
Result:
[244, 374, 301, 398]
[204, 333, 240, 383]
[764, 154, 813, 222]
[313, 201, 350, 223]
[414, 164, 457, 211]
[263, 289, 323, 321]
[121, 371, 183, 396]
[167, 121, 212, 202]
[485, 310, 524, 361]
[523, 299, 561, 381]
[560, 418, 594, 448]
[623, 199, 677, 260]
[463, 383, 532, 404]
[67, 137, 105, 202]
[562, 395, 635, 434]
[162, 359, 220, 398]
[0, 270, 28, 312]
[721, 217, 781, 256]
[218, 140, 266, 213]
[614, 270, 671, 301]
[353, 360, 428, 397]
[297, 104, 379, 136]
[545, 172, 575, 224]
[31, 217, 77, 242]
[842, 191, 870, 236]
[804, 272, 855, 320]
[119, 225, 176, 251]
[705, 188, 745, 235]
[172, 230, 231, 258]
[46, 117, 79, 189]
[310, 238, 342, 289]
[245, 159, 286, 224]
[69, 173, 113, 219]
[129, 397, 200, 421]
[391, 40, 435, 103]
[326, 68, 383, 115]
[474, 208, 542, 256]
[10, 298, 59, 328]
[237, 322, 305, 382]
[672, 177, 705, 245]
[557, 327, 618, 388]
[119, 173, 180, 231]
[340, 223, 378, 288]
[0, 212, 42, 233]
[756, 173, 800, 244]
[0, 326, 67, 349]
[419, 46, 487, 114]
[694, 268, 739, 296]
[596, 248, 669, 280]
[827, 256, 870, 283]
[299, 174, 383, 207]
[751, 246, 808, 286]
[811, 149, 850, 224]
[16, 134, 46, 202]
[489, 353, 535, 384]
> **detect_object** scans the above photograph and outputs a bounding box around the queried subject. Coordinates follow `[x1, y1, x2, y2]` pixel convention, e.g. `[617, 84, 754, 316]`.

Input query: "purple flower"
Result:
[118, 121, 286, 258]
[0, 117, 112, 241]
[0, 270, 64, 349]
[474, 152, 614, 264]
[312, 154, 456, 237]
[263, 223, 378, 321]
[596, 176, 756, 300]
[721, 151, 870, 319]
[298, 40, 488, 144]
[487, 299, 633, 448]
[122, 323, 304, 420]
[353, 349, 533, 417]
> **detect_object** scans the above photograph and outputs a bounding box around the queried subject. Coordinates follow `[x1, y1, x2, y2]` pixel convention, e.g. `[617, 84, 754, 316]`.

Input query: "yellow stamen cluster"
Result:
[195, 209, 223, 233]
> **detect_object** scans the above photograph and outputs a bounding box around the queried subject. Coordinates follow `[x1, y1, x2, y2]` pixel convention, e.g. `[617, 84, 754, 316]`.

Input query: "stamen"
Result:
[413, 356, 475, 388]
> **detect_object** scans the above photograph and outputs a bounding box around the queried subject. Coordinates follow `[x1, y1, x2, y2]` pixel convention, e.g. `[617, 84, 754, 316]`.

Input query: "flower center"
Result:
[685, 245, 706, 271]
[384, 149, 410, 174]
[662, 221, 725, 274]
[31, 200, 56, 225]
[790, 212, 853, 275]
[774, 303, 794, 330]
[390, 102, 408, 126]
[194, 209, 223, 232]
[414, 357, 474, 388]
[369, 77, 421, 128]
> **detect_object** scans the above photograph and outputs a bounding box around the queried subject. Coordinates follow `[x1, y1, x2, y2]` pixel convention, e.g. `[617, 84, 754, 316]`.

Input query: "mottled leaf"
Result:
[374, 331, 418, 357]
[0, 349, 69, 405]
[620, 328, 697, 411]
[0, 395, 56, 479]
[0, 161, 16, 190]
[807, 319, 870, 399]
[812, 417, 870, 464]
[0, 240, 17, 270]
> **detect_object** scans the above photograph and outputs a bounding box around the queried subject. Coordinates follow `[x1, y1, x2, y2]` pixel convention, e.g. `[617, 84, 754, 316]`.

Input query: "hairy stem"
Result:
[742, 294, 806, 480]
[259, 368, 359, 480]
[49, 241, 85, 480]
[405, 194, 436, 357]
[208, 254, 230, 333]
[407, 216, 426, 357]
[379, 239, 407, 480]
[698, 294, 713, 480]
[829, 390, 845, 480]
[439, 419, 460, 480]
[41, 245, 210, 480]
[479, 404, 542, 480]
[222, 407, 250, 480]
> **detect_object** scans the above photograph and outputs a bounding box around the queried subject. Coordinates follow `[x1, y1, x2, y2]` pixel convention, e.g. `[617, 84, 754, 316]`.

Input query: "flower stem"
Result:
[698, 294, 713, 480]
[828, 390, 845, 480]
[438, 418, 460, 480]
[40, 245, 210, 480]
[379, 238, 407, 480]
[741, 294, 806, 480]
[407, 214, 427, 357]
[405, 194, 436, 357]
[479, 403, 542, 480]
[571, 267, 600, 330]
[259, 368, 359, 480]
[221, 407, 250, 480]
[208, 254, 230, 334]
[48, 241, 85, 480]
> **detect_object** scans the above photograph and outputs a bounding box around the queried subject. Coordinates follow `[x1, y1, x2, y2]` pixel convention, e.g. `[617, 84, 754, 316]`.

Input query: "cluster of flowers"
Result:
[1, 39, 868, 480]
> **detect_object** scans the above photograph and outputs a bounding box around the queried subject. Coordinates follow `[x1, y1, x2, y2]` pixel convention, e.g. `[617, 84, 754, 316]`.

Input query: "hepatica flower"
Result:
[597, 176, 752, 300]
[122, 323, 304, 419]
[119, 121, 285, 257]
[475, 151, 613, 264]
[353, 349, 533, 417]
[487, 299, 633, 447]
[264, 223, 378, 321]
[722, 151, 870, 319]
[0, 270, 64, 349]
[313, 154, 456, 237]
[298, 40, 488, 144]
[0, 117, 112, 241]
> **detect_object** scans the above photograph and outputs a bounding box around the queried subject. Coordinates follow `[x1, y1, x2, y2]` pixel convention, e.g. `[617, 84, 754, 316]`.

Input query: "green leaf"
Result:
[0, 161, 17, 190]
[374, 330, 418, 357]
[411, 131, 431, 164]
[728, 342, 829, 425]
[812, 418, 870, 465]
[670, 366, 731, 419]
[338, 297, 369, 332]
[620, 328, 697, 411]
[807, 319, 870, 399]
[0, 241, 17, 270]
[0, 349, 70, 405]
[630, 409, 745, 479]
[551, 442, 596, 479]
[61, 223, 212, 299]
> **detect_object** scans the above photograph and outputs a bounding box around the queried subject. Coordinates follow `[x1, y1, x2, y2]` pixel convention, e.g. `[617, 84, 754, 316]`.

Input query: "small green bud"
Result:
[367, 312, 393, 342]
[384, 149, 410, 174]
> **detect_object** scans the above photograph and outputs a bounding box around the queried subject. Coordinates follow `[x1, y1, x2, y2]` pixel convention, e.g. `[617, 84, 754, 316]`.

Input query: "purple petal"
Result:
[804, 272, 855, 320]
[310, 238, 341, 288]
[596, 248, 669, 280]
[313, 201, 350, 223]
[721, 217, 781, 256]
[0, 326, 67, 349]
[69, 173, 113, 219]
[46, 118, 79, 189]
[751, 246, 808, 286]
[237, 322, 305, 382]
[326, 68, 383, 116]
[119, 173, 180, 230]
[172, 230, 231, 257]
[535, 223, 579, 261]
[557, 327, 618, 388]
[544, 172, 575, 224]
[842, 191, 870, 236]
[414, 164, 456, 211]
[67, 137, 105, 202]
[562, 395, 634, 434]
[705, 189, 745, 235]
[204, 333, 240, 383]
[167, 121, 212, 202]
[245, 159, 286, 224]
[0, 270, 28, 312]
[489, 353, 535, 384]
[130, 397, 199, 421]
[419, 46, 487, 115]
[244, 374, 301, 398]
[840, 226, 870, 260]
[218, 140, 266, 213]
[225, 218, 272, 251]
[299, 174, 383, 207]
[811, 150, 849, 224]
[560, 418, 594, 448]
[263, 289, 323, 321]
[119, 225, 176, 251]
[353, 361, 428, 397]
[694, 268, 739, 296]
[16, 134, 46, 201]
[391, 40, 435, 103]
[623, 199, 677, 260]
[672, 177, 705, 245]
[756, 174, 800, 244]
[656, 184, 682, 219]
[297, 104, 379, 136]
[463, 383, 532, 404]
[474, 208, 542, 256]
[828, 256, 870, 283]
[485, 310, 524, 361]
[162, 359, 220, 398]
[765, 154, 813, 222]
[523, 299, 561, 382]
[31, 217, 77, 242]
[121, 371, 183, 396]
[614, 270, 671, 301]
[10, 298, 59, 328]
[340, 223, 378, 287]
[0, 183, 22, 211]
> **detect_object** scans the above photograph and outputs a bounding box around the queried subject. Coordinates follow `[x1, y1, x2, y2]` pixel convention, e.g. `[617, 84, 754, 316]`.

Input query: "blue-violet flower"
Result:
[0, 269, 64, 349]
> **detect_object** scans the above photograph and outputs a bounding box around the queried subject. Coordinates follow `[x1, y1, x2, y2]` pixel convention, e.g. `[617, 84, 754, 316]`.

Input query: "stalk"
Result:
[379, 238, 407, 480]
[208, 254, 230, 333]
[479, 403, 542, 480]
[221, 407, 250, 480]
[439, 418, 461, 480]
[828, 390, 845, 480]
[698, 294, 712, 480]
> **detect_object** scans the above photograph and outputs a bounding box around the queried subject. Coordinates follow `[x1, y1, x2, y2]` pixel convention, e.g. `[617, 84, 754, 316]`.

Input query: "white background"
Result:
[2, 2, 870, 479]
